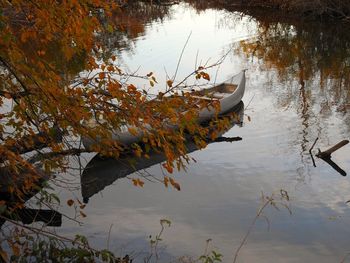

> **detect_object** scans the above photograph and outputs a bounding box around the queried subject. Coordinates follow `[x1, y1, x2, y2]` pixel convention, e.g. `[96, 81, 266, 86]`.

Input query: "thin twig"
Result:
[232, 198, 271, 263]
[309, 137, 318, 167]
[107, 223, 113, 250]
[309, 137, 319, 153]
[244, 93, 255, 110]
[172, 31, 192, 82]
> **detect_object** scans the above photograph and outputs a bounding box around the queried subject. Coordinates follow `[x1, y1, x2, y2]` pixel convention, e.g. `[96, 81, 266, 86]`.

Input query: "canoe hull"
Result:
[82, 70, 246, 150]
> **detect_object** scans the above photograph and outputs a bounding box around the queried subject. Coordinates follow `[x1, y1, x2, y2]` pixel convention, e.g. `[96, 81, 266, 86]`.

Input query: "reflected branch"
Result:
[311, 139, 349, 176]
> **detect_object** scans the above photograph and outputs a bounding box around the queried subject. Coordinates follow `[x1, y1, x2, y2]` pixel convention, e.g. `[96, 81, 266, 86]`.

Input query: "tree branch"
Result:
[4, 126, 64, 155]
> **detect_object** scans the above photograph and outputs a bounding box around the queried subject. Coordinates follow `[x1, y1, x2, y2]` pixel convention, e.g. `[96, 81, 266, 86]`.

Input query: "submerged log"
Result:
[316, 140, 349, 159]
[313, 139, 349, 176]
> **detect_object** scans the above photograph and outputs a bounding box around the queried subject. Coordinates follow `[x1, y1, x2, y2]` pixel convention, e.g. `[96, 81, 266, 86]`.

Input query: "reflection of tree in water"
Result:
[100, 1, 173, 57]
[237, 12, 350, 162]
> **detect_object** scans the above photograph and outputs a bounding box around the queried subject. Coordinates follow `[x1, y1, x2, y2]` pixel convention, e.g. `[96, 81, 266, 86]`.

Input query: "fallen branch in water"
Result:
[316, 140, 349, 159]
[309, 137, 319, 167]
[310, 139, 349, 176]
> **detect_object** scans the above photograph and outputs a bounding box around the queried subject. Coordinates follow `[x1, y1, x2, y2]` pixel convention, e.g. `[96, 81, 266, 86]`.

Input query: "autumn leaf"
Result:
[137, 179, 144, 187]
[201, 72, 210, 81]
[167, 79, 173, 87]
[132, 178, 144, 187]
[173, 182, 181, 191]
[128, 127, 139, 136]
[98, 72, 105, 79]
[164, 176, 169, 187]
[67, 199, 74, 206]
[163, 163, 174, 173]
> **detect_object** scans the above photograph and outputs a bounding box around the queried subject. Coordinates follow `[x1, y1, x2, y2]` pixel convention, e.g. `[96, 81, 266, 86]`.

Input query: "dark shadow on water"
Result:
[81, 101, 245, 203]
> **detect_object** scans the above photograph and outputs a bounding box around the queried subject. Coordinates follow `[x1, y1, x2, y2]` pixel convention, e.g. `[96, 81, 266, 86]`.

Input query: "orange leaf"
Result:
[67, 199, 74, 206]
[201, 72, 210, 81]
[99, 72, 105, 79]
[128, 127, 139, 136]
[167, 80, 173, 87]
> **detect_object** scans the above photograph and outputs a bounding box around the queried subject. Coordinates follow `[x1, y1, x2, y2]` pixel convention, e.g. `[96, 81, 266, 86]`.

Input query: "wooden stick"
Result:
[309, 137, 319, 153]
[316, 140, 349, 159]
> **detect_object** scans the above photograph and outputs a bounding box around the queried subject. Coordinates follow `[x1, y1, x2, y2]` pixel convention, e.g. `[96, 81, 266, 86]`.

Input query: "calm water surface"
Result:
[49, 3, 350, 262]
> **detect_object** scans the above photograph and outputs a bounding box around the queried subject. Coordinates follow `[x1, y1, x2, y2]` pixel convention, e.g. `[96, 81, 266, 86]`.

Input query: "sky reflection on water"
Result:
[51, 3, 350, 262]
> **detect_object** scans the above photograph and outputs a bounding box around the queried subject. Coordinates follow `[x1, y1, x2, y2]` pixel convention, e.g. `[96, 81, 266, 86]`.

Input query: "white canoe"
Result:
[82, 70, 246, 150]
[195, 70, 246, 121]
[81, 101, 244, 202]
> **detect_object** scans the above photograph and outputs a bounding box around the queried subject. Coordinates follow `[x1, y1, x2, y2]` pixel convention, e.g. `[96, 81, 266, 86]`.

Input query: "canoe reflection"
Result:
[0, 208, 62, 228]
[81, 101, 244, 203]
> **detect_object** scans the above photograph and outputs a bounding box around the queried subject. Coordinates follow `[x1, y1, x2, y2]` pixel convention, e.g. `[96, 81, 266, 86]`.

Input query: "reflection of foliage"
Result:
[101, 1, 173, 56]
[236, 11, 350, 158]
[238, 15, 350, 106]
[242, 0, 350, 19]
[185, 0, 350, 19]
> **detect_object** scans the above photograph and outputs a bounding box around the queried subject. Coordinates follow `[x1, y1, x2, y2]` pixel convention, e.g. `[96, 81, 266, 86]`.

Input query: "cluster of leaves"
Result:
[0, 229, 123, 263]
[0, 0, 223, 206]
[0, 0, 233, 260]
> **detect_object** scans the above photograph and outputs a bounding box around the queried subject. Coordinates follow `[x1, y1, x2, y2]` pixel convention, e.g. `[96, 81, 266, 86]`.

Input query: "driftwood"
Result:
[316, 140, 349, 159]
[310, 139, 349, 176]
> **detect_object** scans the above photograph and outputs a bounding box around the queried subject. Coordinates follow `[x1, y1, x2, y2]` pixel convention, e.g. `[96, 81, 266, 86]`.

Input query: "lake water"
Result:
[26, 3, 350, 262]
